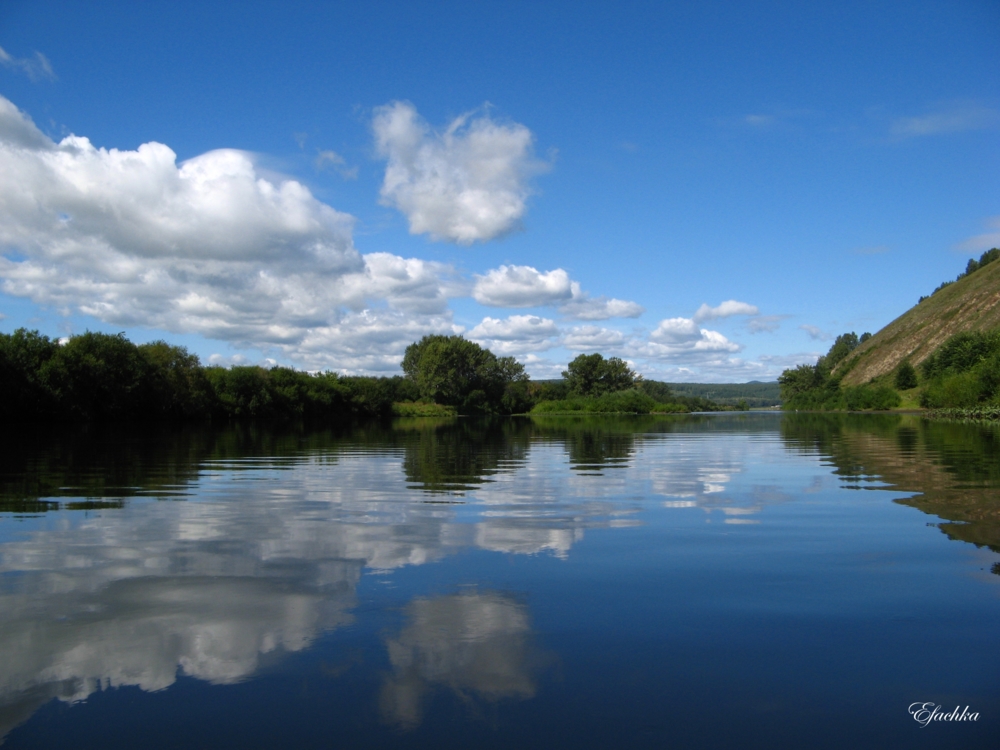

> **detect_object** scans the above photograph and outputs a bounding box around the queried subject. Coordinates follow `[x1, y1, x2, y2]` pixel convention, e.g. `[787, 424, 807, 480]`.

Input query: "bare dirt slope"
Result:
[838, 260, 1000, 386]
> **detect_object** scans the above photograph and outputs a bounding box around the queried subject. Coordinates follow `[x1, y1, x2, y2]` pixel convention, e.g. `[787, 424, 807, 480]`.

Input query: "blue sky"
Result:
[1, 0, 997, 381]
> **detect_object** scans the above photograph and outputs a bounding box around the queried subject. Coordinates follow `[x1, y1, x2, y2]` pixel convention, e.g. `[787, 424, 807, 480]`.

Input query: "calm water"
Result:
[0, 413, 997, 749]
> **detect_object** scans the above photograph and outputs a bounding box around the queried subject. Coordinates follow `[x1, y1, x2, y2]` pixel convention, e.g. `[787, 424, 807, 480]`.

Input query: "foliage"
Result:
[894, 361, 918, 390]
[530, 389, 687, 414]
[530, 379, 570, 402]
[822, 332, 860, 370]
[779, 331, 900, 411]
[921, 330, 1000, 379]
[562, 353, 637, 397]
[918, 330, 1000, 409]
[842, 385, 901, 411]
[636, 379, 674, 402]
[0, 328, 418, 423]
[402, 335, 530, 414]
[392, 401, 457, 417]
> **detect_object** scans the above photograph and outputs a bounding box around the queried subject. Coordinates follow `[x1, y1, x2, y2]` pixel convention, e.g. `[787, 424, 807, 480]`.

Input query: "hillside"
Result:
[838, 258, 1000, 386]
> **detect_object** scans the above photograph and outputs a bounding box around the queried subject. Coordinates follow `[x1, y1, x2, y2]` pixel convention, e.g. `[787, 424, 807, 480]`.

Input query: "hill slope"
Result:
[838, 259, 1000, 386]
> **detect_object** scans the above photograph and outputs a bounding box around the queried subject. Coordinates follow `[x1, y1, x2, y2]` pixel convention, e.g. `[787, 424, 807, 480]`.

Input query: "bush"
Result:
[529, 388, 680, 414]
[921, 371, 989, 409]
[842, 385, 901, 411]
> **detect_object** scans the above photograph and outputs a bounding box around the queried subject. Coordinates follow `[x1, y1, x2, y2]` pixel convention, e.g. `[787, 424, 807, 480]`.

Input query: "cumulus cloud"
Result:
[563, 325, 626, 352]
[0, 45, 55, 82]
[890, 103, 1000, 138]
[635, 317, 741, 362]
[472, 265, 643, 319]
[692, 299, 759, 323]
[472, 265, 572, 307]
[558, 283, 645, 320]
[373, 101, 547, 244]
[0, 95, 463, 373]
[468, 314, 559, 355]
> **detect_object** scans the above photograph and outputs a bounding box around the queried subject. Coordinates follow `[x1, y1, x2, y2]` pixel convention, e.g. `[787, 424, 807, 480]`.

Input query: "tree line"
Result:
[1, 329, 732, 423]
[919, 247, 1000, 303]
[778, 331, 901, 411]
[778, 325, 1000, 414]
[0, 329, 417, 423]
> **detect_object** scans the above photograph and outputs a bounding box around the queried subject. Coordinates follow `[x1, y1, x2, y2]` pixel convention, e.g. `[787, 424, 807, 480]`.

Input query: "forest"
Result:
[0, 330, 733, 423]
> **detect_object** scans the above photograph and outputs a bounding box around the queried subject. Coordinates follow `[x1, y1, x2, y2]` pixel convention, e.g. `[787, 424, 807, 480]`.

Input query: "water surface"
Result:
[0, 414, 997, 748]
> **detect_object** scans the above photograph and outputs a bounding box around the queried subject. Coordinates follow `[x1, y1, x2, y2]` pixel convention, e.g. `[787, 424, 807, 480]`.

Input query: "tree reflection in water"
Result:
[1, 413, 999, 744]
[781, 413, 1000, 557]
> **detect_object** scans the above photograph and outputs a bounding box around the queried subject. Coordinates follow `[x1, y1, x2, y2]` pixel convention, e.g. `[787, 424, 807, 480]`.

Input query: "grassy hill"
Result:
[838, 258, 1000, 386]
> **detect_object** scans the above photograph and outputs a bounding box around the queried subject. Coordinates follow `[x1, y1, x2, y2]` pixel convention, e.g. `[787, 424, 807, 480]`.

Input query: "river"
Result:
[0, 413, 997, 748]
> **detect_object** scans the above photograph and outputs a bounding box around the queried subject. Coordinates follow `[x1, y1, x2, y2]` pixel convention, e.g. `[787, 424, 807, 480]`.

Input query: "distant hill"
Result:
[838, 257, 1000, 386]
[664, 381, 781, 407]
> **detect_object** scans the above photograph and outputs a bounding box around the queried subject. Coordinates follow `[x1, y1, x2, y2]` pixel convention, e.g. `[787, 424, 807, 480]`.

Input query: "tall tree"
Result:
[562, 353, 636, 396]
[402, 335, 528, 413]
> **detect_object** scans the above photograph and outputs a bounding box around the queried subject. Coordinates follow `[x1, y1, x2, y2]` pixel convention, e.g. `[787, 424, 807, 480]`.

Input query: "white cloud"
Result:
[746, 315, 786, 334]
[0, 45, 55, 82]
[518, 353, 564, 380]
[890, 103, 1000, 138]
[692, 299, 759, 323]
[759, 352, 820, 369]
[373, 101, 547, 244]
[314, 149, 357, 180]
[472, 266, 643, 320]
[558, 283, 644, 320]
[469, 314, 558, 341]
[955, 216, 1000, 253]
[649, 317, 701, 343]
[472, 265, 572, 307]
[0, 95, 461, 373]
[468, 314, 559, 356]
[635, 317, 741, 362]
[800, 324, 832, 341]
[562, 325, 626, 352]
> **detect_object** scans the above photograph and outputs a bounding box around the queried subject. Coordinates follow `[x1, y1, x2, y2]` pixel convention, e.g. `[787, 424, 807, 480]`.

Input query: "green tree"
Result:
[894, 361, 918, 390]
[42, 332, 147, 420]
[138, 341, 214, 418]
[402, 335, 528, 413]
[562, 353, 636, 397]
[0, 329, 59, 418]
[821, 332, 860, 371]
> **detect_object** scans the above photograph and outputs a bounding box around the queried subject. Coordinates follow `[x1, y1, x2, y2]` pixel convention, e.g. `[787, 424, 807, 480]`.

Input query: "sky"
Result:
[0, 0, 997, 382]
